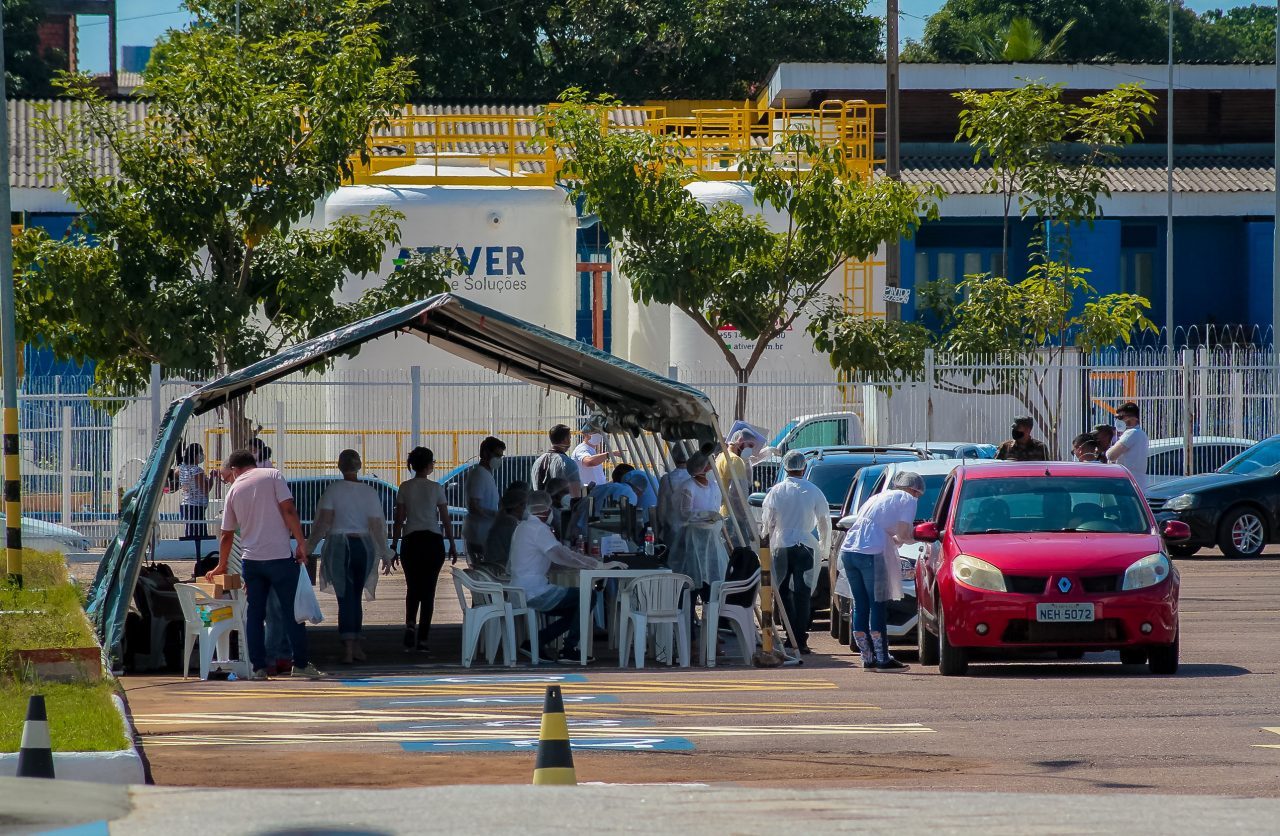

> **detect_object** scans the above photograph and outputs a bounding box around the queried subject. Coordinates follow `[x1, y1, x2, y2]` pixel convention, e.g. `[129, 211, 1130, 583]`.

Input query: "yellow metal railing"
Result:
[843, 256, 886, 320]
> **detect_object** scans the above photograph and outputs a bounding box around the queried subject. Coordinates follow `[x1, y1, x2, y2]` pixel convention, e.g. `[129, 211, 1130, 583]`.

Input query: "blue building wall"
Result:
[1245, 221, 1273, 331]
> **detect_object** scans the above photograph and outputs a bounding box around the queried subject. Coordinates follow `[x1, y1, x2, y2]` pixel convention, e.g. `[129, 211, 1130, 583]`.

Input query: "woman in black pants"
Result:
[393, 447, 455, 654]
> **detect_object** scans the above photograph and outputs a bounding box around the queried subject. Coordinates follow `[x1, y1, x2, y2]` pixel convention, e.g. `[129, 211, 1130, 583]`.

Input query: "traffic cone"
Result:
[16, 695, 55, 779]
[531, 685, 576, 786]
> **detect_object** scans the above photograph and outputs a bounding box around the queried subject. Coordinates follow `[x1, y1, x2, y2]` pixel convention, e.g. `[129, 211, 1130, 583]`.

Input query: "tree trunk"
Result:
[734, 367, 750, 422]
[226, 396, 254, 454]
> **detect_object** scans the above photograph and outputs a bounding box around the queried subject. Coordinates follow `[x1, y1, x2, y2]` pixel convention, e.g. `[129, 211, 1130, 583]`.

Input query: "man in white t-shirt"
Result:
[462, 436, 505, 561]
[1105, 401, 1150, 493]
[205, 449, 320, 680]
[508, 490, 608, 662]
[572, 426, 622, 489]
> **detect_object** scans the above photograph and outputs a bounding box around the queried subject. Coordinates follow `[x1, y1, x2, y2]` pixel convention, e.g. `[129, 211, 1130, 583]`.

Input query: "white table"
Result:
[570, 568, 672, 666]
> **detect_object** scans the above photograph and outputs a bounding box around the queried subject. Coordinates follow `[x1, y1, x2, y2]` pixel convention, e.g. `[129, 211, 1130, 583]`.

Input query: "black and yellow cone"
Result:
[16, 695, 54, 779]
[532, 685, 576, 786]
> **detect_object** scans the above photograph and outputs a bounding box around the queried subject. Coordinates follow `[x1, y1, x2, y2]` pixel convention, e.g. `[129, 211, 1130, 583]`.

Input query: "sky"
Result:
[77, 0, 1269, 73]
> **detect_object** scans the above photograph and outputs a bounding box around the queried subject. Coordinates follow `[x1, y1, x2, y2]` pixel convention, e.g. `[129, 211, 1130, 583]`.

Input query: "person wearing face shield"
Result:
[996, 416, 1048, 462]
[573, 424, 622, 490]
[1071, 432, 1101, 463]
[715, 429, 755, 520]
[508, 490, 616, 663]
[462, 436, 506, 563]
[838, 470, 924, 670]
[670, 451, 729, 596]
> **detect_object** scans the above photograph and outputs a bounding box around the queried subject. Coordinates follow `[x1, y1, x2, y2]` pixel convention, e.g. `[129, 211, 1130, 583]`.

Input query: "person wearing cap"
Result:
[996, 416, 1049, 462]
[624, 468, 658, 522]
[1104, 402, 1150, 492]
[715, 429, 756, 519]
[838, 470, 924, 670]
[657, 446, 692, 546]
[761, 450, 831, 654]
[573, 425, 622, 489]
[508, 490, 613, 663]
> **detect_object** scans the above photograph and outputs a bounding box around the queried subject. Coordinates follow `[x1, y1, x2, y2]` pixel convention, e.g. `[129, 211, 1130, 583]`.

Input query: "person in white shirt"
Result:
[462, 436, 505, 561]
[307, 450, 391, 665]
[761, 450, 832, 654]
[839, 471, 923, 671]
[1104, 402, 1150, 493]
[508, 491, 609, 662]
[572, 426, 622, 489]
[657, 445, 691, 546]
[204, 449, 320, 680]
[393, 446, 454, 655]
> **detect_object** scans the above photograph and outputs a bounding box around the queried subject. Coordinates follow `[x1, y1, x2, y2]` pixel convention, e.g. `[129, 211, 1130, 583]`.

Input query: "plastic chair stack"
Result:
[703, 568, 761, 667]
[173, 583, 249, 680]
[618, 573, 694, 668]
[451, 567, 515, 667]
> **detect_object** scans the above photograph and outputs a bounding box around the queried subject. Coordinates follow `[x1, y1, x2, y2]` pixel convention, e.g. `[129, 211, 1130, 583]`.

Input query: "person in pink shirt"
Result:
[205, 449, 322, 680]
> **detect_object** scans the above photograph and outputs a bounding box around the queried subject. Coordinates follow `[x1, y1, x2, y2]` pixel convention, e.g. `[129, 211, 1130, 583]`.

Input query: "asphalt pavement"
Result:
[107, 551, 1280, 798]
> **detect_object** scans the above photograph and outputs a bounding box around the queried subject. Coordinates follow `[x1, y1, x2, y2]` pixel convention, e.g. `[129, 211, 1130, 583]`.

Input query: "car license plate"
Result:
[1035, 603, 1095, 623]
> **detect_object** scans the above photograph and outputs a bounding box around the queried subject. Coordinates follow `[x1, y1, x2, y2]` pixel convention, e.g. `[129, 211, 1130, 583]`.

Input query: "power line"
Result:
[78, 10, 189, 29]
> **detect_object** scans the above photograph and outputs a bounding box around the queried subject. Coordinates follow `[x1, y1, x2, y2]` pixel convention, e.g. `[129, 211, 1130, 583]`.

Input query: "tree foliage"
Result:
[961, 16, 1075, 61]
[376, 0, 879, 100]
[15, 0, 455, 420]
[918, 0, 1273, 64]
[541, 90, 938, 418]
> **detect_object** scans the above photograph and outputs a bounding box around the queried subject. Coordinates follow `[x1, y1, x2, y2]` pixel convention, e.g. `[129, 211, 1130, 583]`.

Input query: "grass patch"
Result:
[0, 550, 97, 669]
[0, 679, 127, 752]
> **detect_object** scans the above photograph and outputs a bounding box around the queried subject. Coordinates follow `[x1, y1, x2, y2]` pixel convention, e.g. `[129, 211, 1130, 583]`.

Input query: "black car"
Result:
[1146, 435, 1280, 558]
[749, 447, 926, 618]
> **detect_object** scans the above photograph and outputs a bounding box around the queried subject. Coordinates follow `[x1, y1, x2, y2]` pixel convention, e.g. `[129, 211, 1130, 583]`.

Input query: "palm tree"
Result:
[962, 17, 1076, 62]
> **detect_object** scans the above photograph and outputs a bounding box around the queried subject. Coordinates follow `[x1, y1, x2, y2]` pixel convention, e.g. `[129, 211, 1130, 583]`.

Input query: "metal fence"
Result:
[17, 346, 1280, 546]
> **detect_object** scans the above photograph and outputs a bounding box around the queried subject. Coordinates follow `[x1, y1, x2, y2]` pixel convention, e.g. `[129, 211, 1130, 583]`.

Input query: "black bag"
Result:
[725, 546, 761, 608]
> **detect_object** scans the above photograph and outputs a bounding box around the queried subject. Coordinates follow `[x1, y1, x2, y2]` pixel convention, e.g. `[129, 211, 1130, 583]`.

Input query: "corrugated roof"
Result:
[900, 153, 1274, 194]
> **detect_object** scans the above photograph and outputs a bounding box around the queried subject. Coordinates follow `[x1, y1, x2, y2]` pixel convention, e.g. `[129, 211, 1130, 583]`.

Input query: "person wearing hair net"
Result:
[307, 449, 392, 665]
[715, 429, 755, 519]
[761, 450, 831, 654]
[657, 445, 692, 546]
[670, 451, 728, 595]
[508, 490, 618, 662]
[838, 470, 924, 670]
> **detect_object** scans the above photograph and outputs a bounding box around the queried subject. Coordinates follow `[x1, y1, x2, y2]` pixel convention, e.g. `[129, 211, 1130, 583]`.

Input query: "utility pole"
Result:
[0, 3, 22, 586]
[1165, 0, 1175, 352]
[885, 0, 901, 321]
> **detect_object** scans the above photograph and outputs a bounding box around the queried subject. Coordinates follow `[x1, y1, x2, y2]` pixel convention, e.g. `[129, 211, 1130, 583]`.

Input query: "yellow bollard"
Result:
[753, 545, 783, 667]
[532, 685, 577, 785]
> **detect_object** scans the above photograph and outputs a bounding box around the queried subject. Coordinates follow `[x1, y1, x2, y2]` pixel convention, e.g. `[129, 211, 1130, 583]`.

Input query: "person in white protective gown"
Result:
[670, 451, 728, 595]
[656, 445, 692, 547]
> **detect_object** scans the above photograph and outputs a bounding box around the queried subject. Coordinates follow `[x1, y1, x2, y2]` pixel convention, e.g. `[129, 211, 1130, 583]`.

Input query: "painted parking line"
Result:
[359, 694, 620, 708]
[377, 717, 648, 732]
[338, 674, 589, 687]
[400, 736, 696, 753]
[1254, 727, 1280, 748]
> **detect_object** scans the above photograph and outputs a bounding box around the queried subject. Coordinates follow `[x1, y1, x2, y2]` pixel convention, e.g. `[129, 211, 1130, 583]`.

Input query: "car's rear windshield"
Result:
[807, 462, 867, 506]
[954, 476, 1149, 535]
[1220, 437, 1280, 475]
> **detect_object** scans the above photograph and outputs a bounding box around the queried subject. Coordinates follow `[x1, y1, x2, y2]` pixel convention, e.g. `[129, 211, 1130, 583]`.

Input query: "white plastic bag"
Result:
[293, 564, 324, 625]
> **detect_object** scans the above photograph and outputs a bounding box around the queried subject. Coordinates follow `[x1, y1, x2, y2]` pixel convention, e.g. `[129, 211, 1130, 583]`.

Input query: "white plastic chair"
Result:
[451, 567, 515, 667]
[703, 568, 761, 667]
[174, 583, 248, 680]
[618, 573, 693, 668]
[501, 584, 541, 666]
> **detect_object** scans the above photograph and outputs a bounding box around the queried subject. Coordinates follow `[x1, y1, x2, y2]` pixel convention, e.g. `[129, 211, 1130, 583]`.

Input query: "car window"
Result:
[1195, 444, 1246, 475]
[791, 419, 842, 450]
[1220, 438, 1280, 475]
[844, 464, 886, 515]
[954, 476, 1148, 534]
[935, 477, 955, 525]
[806, 461, 866, 506]
[914, 474, 947, 522]
[1147, 449, 1183, 479]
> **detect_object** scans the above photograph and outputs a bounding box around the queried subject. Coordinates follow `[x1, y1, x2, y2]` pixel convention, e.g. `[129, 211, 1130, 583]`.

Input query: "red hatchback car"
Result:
[914, 462, 1189, 676]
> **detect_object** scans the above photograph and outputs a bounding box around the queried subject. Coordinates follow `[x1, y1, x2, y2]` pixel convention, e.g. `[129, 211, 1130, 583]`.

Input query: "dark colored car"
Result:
[287, 475, 397, 537]
[750, 447, 926, 618]
[1146, 435, 1280, 558]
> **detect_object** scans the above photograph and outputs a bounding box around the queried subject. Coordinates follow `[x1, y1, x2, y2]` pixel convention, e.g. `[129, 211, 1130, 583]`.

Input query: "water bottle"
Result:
[643, 525, 655, 557]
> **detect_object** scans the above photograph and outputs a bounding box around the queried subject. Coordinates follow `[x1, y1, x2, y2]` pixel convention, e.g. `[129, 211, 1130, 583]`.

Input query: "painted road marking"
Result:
[400, 736, 696, 752]
[359, 694, 620, 707]
[133, 702, 883, 726]
[1254, 727, 1280, 748]
[338, 674, 589, 687]
[140, 723, 934, 748]
[377, 718, 648, 732]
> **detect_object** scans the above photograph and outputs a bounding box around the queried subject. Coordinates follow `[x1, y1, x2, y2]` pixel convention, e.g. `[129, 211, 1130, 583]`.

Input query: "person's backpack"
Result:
[725, 546, 761, 608]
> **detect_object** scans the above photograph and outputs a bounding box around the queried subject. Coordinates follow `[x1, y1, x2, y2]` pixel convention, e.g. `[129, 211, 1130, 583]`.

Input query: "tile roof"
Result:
[901, 153, 1275, 194]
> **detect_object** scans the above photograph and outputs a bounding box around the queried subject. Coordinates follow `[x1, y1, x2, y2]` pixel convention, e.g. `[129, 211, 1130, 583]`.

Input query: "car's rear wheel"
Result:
[1119, 648, 1147, 665]
[937, 605, 968, 676]
[1167, 544, 1200, 558]
[1218, 507, 1267, 558]
[1148, 632, 1179, 674]
[917, 615, 939, 666]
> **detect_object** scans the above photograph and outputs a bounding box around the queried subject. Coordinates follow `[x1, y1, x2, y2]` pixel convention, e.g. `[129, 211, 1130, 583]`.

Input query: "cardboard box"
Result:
[191, 582, 220, 598]
[212, 574, 242, 593]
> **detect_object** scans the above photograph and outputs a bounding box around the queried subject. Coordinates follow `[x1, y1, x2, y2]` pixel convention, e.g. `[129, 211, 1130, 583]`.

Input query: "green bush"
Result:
[0, 550, 96, 671]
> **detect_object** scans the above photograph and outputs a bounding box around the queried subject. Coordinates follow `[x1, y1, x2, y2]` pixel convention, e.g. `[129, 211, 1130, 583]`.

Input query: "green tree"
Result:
[961, 16, 1076, 61]
[1195, 5, 1276, 63]
[15, 0, 455, 445]
[542, 90, 938, 419]
[5, 0, 68, 96]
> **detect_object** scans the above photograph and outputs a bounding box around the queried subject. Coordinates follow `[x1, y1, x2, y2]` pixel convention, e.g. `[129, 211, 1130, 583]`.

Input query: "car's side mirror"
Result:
[748, 492, 765, 508]
[914, 521, 941, 543]
[836, 514, 856, 531]
[1161, 520, 1192, 543]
